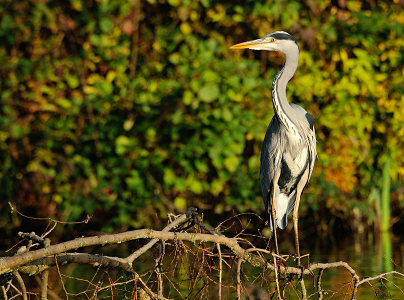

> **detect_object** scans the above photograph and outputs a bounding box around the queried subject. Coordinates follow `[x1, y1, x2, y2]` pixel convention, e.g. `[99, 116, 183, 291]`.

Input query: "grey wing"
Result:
[290, 103, 317, 181]
[260, 116, 283, 221]
[280, 104, 316, 225]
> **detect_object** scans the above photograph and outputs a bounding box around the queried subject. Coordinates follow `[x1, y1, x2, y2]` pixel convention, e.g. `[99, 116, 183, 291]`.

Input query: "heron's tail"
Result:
[267, 192, 296, 230]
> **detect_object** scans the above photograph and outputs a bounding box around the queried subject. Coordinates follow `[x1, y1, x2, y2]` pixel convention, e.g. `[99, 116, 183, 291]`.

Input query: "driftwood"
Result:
[0, 208, 403, 299]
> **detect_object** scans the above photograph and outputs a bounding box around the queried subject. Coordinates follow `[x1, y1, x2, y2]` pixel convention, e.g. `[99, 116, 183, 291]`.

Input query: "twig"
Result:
[133, 271, 172, 300]
[352, 270, 404, 298]
[18, 232, 50, 249]
[9, 202, 91, 225]
[236, 258, 242, 299]
[12, 271, 27, 300]
[216, 243, 222, 300]
[155, 243, 165, 297]
[357, 271, 404, 287]
[317, 268, 324, 300]
[41, 270, 49, 300]
[2, 286, 8, 300]
[41, 238, 50, 300]
[299, 278, 307, 300]
[42, 223, 57, 239]
[18, 253, 131, 276]
[54, 258, 68, 299]
[126, 214, 189, 263]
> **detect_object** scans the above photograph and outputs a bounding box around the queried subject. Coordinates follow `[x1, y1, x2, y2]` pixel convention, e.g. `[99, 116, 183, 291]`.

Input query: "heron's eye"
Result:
[265, 37, 275, 42]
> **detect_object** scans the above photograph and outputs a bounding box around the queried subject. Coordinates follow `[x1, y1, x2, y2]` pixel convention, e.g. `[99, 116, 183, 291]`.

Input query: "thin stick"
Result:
[299, 278, 307, 300]
[54, 258, 68, 299]
[1, 286, 7, 300]
[155, 243, 164, 297]
[216, 243, 222, 300]
[41, 271, 49, 300]
[13, 271, 27, 300]
[317, 269, 324, 300]
[126, 214, 189, 263]
[236, 258, 243, 299]
[41, 238, 50, 300]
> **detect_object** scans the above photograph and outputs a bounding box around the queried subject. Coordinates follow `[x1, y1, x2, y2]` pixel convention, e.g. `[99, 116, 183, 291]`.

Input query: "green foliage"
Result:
[0, 0, 403, 235]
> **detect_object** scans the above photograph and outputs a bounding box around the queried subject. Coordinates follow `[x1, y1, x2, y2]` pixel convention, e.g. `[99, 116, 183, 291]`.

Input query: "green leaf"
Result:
[174, 196, 187, 209]
[100, 18, 113, 33]
[198, 83, 219, 102]
[224, 156, 239, 172]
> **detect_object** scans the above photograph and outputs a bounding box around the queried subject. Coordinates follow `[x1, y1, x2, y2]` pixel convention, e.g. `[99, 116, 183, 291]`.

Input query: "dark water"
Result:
[298, 232, 404, 299]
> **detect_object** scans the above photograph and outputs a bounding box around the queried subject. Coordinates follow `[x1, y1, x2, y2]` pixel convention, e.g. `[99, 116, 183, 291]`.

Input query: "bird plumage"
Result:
[231, 31, 316, 259]
[260, 105, 316, 230]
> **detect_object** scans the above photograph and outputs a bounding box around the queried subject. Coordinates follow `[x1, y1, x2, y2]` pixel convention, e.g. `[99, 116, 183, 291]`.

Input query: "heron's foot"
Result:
[174, 207, 198, 232]
[293, 254, 315, 281]
[175, 207, 220, 235]
[185, 206, 198, 218]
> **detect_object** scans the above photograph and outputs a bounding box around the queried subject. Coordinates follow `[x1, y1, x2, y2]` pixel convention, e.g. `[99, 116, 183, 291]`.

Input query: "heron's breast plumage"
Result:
[277, 135, 309, 195]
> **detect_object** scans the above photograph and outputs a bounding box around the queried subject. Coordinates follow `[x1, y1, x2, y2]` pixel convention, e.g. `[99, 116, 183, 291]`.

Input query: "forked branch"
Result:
[1, 212, 403, 300]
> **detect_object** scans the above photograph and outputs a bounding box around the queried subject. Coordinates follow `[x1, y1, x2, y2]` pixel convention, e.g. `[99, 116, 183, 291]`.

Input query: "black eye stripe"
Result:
[266, 32, 297, 44]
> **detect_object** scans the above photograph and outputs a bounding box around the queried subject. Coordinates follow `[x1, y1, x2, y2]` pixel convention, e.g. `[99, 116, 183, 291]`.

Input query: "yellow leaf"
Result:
[106, 71, 116, 82]
[224, 156, 239, 172]
[180, 22, 192, 35]
[174, 197, 187, 209]
[83, 85, 99, 95]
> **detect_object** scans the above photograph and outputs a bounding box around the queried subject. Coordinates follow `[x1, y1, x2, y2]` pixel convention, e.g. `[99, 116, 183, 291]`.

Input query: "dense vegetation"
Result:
[0, 0, 403, 240]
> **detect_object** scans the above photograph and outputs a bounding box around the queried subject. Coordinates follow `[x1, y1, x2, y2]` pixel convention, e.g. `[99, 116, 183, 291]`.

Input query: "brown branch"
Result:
[2, 286, 8, 300]
[236, 257, 242, 299]
[18, 253, 131, 276]
[40, 265, 49, 300]
[216, 243, 222, 300]
[1, 227, 365, 283]
[317, 268, 324, 300]
[41, 237, 50, 300]
[13, 271, 27, 300]
[3, 213, 404, 300]
[352, 270, 404, 297]
[1, 229, 257, 275]
[126, 213, 189, 263]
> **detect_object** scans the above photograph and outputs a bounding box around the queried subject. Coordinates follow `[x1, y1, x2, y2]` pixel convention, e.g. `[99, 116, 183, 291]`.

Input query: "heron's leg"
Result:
[272, 170, 281, 255]
[292, 193, 301, 266]
[271, 195, 279, 255]
[293, 168, 309, 267]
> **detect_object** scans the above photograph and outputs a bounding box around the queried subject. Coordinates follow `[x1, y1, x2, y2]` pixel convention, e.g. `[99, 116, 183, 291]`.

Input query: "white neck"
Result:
[271, 43, 299, 134]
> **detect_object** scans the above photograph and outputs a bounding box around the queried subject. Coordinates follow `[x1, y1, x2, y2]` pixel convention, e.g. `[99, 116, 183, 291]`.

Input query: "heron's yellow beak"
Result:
[230, 39, 263, 49]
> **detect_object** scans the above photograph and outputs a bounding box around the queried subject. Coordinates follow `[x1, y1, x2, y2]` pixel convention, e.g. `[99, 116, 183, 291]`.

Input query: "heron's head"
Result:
[230, 31, 298, 53]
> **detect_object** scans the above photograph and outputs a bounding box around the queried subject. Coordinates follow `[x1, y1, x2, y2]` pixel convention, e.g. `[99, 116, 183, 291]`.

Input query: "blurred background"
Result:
[0, 0, 403, 247]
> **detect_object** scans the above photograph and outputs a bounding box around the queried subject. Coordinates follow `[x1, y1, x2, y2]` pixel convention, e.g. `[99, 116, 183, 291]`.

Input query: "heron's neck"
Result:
[271, 51, 299, 133]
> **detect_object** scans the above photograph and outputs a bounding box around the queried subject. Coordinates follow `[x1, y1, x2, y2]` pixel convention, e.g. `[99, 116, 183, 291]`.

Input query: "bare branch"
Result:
[18, 253, 131, 276]
[2, 211, 404, 300]
[317, 268, 324, 300]
[12, 271, 27, 300]
[236, 257, 242, 299]
[2, 286, 8, 300]
[40, 270, 48, 300]
[216, 243, 222, 300]
[126, 213, 189, 263]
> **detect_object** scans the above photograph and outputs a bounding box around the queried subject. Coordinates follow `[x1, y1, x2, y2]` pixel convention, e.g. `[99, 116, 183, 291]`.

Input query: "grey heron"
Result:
[231, 31, 316, 265]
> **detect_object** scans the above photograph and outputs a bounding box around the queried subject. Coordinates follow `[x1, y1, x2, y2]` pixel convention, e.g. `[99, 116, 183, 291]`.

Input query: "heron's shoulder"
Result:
[290, 103, 314, 130]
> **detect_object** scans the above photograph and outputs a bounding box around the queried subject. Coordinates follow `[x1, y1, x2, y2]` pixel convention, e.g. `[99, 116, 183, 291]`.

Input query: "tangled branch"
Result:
[1, 210, 403, 299]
